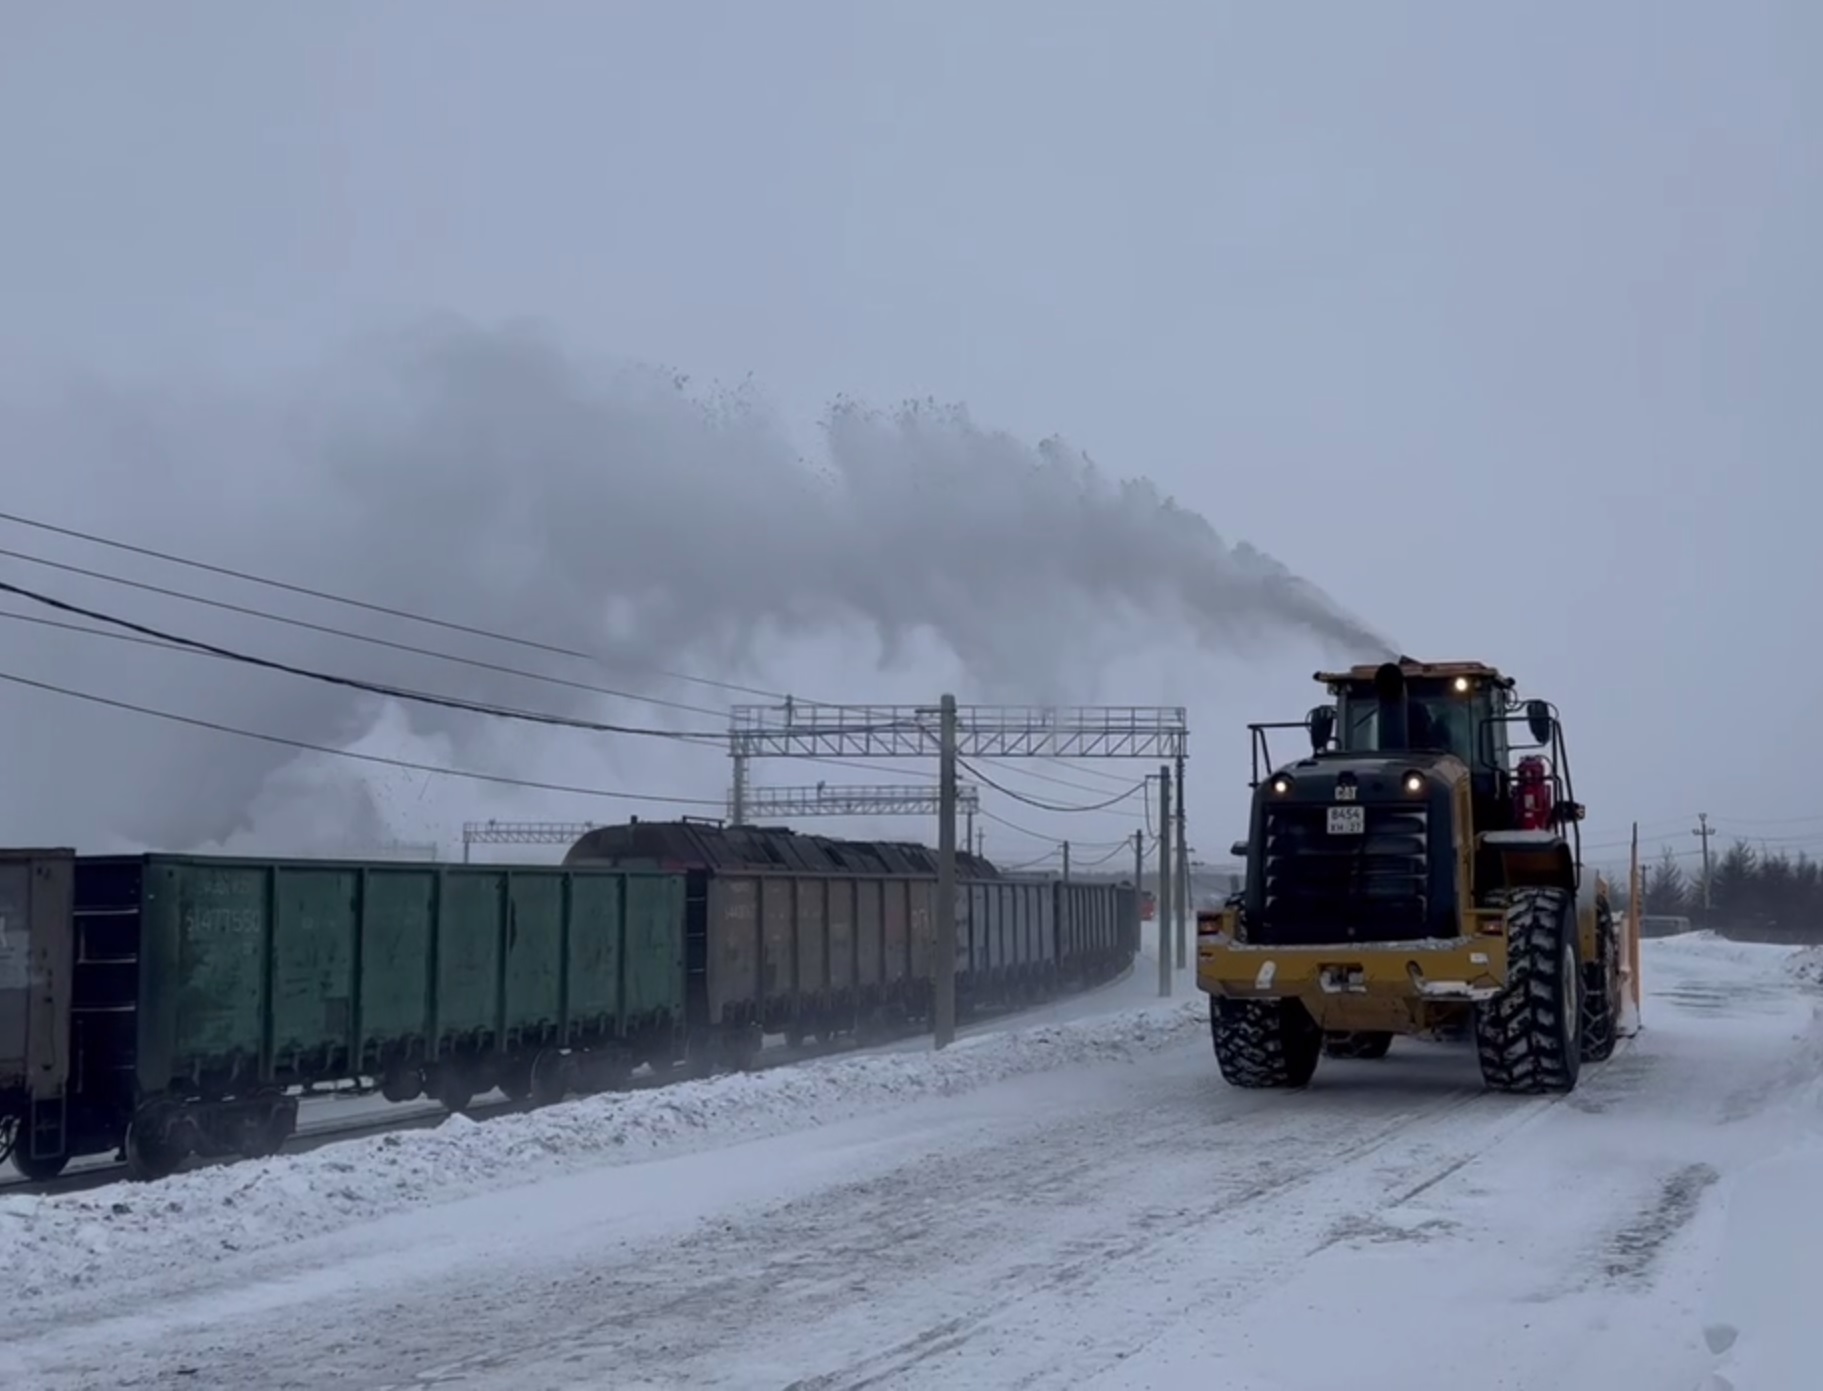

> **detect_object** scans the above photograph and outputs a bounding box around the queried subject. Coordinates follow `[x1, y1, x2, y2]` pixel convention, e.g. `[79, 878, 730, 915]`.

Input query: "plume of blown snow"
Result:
[0, 318, 1394, 852]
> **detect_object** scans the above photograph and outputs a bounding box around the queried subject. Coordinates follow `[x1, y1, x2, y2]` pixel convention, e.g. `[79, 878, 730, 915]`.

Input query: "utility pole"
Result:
[934, 693, 959, 1049]
[1175, 752, 1189, 970]
[1133, 829, 1145, 950]
[1693, 812, 1715, 916]
[967, 805, 976, 855]
[1179, 842, 1193, 967]
[1157, 763, 1174, 998]
[1062, 840, 1071, 883]
[730, 748, 748, 826]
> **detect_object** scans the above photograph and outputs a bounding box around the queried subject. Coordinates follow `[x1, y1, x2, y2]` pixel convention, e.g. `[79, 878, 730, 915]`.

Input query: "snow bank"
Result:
[1782, 945, 1823, 988]
[0, 998, 1205, 1303]
[1696, 1143, 1823, 1390]
[1651, 932, 1796, 968]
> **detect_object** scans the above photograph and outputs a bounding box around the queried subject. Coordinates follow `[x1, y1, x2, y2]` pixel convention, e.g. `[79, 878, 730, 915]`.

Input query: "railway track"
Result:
[1, 962, 1140, 1199]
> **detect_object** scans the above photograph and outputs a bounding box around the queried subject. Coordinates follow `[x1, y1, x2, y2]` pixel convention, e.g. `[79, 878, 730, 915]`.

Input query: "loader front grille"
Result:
[1258, 803, 1430, 945]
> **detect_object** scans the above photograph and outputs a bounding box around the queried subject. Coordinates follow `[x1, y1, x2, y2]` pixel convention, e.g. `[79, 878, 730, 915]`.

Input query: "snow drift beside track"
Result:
[1696, 1143, 1823, 1391]
[0, 998, 1204, 1304]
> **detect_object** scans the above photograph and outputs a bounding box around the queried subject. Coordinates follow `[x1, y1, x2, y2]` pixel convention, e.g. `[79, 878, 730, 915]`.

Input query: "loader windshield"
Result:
[1337, 684, 1491, 767]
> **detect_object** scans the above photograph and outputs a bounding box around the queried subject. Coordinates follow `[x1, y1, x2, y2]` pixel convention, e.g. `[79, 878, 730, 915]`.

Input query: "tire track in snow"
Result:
[776, 1076, 1554, 1391]
[364, 1063, 1513, 1391]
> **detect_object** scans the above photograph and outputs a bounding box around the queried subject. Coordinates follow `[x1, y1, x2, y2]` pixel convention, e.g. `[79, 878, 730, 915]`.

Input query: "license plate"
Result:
[1326, 805, 1365, 836]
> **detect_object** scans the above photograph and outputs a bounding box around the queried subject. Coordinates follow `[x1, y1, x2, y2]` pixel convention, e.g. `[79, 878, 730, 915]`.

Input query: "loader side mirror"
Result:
[1308, 706, 1336, 752]
[1525, 700, 1555, 746]
[1230, 840, 1249, 858]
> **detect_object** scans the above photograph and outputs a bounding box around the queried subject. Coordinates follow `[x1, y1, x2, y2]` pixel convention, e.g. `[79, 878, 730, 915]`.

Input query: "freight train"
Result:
[1, 822, 1138, 1183]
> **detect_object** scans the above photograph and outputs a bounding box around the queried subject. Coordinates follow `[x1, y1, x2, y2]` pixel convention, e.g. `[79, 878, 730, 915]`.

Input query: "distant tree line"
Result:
[1627, 843, 1823, 944]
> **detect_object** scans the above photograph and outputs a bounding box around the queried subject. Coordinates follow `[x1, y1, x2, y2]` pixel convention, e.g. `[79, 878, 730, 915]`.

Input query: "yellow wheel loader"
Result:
[1197, 658, 1639, 1094]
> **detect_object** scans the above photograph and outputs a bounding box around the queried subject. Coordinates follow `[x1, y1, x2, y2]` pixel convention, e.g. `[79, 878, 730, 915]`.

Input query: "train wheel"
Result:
[10, 1143, 70, 1181]
[432, 1065, 476, 1113]
[580, 1050, 632, 1093]
[683, 1030, 717, 1079]
[529, 1049, 569, 1106]
[125, 1105, 186, 1182]
[238, 1089, 294, 1159]
[496, 1058, 533, 1103]
[722, 1024, 763, 1072]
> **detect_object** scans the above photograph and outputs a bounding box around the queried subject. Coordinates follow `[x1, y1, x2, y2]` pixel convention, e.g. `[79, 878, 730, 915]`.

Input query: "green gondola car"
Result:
[2, 823, 1138, 1183]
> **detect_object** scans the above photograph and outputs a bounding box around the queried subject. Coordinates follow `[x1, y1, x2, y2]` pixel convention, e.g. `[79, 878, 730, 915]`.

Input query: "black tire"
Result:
[1475, 885, 1583, 1094]
[1581, 900, 1619, 1063]
[1211, 996, 1322, 1089]
[1323, 1030, 1394, 1061]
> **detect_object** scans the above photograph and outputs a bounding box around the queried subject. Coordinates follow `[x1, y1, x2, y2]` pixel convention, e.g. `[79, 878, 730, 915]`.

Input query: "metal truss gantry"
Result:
[727, 698, 1191, 1046]
[728, 702, 1188, 761]
[461, 819, 599, 862]
[735, 781, 980, 820]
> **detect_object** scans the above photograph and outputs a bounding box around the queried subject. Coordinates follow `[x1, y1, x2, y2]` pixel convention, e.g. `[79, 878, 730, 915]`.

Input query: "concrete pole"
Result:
[1175, 752, 1189, 970]
[1157, 763, 1173, 998]
[1062, 840, 1071, 883]
[730, 747, 748, 827]
[1133, 829, 1145, 954]
[934, 693, 959, 1049]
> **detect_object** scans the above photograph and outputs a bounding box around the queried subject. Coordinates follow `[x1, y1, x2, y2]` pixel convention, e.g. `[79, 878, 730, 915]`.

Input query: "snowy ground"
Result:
[2, 947, 1163, 1187]
[4, 934, 1820, 1391]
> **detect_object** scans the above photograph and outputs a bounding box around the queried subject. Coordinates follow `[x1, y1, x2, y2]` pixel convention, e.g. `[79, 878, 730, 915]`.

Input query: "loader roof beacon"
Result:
[1196, 657, 1640, 1093]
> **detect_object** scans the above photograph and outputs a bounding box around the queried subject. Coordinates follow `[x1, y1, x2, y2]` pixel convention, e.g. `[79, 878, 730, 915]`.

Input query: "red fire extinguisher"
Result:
[1514, 755, 1554, 830]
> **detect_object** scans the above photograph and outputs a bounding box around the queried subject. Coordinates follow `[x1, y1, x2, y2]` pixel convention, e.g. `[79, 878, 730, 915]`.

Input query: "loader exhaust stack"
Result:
[1373, 661, 1411, 752]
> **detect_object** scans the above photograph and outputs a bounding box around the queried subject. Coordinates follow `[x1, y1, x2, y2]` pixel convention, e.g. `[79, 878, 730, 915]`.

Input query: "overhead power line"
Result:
[2, 606, 1155, 826]
[3, 587, 1152, 827]
[1078, 839, 1137, 868]
[997, 835, 1145, 874]
[958, 756, 1146, 814]
[0, 577, 730, 745]
[0, 668, 727, 808]
[0, 516, 1166, 828]
[0, 545, 736, 721]
[0, 508, 789, 701]
[973, 754, 1146, 799]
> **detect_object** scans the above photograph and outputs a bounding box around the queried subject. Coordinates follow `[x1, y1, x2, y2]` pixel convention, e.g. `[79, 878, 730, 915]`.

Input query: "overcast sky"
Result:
[0, 2, 1814, 883]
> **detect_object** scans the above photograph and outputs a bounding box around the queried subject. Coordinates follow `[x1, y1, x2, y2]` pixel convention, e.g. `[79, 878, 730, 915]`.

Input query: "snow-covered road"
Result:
[5, 936, 1820, 1391]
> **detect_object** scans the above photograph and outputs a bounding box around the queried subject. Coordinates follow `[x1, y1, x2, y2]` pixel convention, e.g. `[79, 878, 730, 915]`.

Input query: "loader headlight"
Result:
[1402, 771, 1425, 794]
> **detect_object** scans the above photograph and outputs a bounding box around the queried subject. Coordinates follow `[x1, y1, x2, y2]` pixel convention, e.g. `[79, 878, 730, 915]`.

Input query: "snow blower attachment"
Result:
[1197, 658, 1639, 1093]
